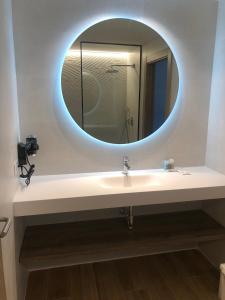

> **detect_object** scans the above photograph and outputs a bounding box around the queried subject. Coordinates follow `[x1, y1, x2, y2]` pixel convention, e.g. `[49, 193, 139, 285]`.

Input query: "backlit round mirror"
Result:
[61, 18, 179, 144]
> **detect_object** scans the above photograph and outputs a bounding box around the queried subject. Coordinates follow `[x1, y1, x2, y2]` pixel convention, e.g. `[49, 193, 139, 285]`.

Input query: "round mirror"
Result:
[61, 18, 179, 144]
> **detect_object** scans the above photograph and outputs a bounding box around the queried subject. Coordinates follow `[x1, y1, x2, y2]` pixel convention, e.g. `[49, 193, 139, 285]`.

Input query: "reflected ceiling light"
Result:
[66, 49, 129, 58]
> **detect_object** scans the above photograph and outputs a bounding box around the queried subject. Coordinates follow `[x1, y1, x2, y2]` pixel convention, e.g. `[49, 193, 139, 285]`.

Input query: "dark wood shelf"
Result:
[20, 210, 225, 270]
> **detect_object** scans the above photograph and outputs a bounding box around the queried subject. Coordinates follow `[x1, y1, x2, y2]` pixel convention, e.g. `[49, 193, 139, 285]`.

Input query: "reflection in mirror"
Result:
[61, 19, 179, 144]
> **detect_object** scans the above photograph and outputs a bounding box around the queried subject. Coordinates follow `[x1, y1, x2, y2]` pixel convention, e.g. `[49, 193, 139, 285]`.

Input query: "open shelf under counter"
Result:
[14, 167, 225, 217]
[20, 210, 225, 270]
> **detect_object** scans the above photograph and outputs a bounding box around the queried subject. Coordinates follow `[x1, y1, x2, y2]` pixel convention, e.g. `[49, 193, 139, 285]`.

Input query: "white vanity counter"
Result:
[13, 166, 225, 216]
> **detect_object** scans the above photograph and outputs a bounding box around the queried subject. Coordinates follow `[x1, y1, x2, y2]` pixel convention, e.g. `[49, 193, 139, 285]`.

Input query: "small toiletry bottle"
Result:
[163, 158, 175, 171]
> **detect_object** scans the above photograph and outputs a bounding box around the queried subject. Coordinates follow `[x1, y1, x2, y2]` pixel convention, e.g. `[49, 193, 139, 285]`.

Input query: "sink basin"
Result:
[99, 173, 162, 188]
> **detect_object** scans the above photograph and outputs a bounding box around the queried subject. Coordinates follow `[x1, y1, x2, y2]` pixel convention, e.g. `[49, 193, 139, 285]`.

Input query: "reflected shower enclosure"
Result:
[81, 42, 142, 144]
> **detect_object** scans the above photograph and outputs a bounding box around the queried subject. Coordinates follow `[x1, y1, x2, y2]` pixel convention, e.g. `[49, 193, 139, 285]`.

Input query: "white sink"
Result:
[98, 173, 162, 188]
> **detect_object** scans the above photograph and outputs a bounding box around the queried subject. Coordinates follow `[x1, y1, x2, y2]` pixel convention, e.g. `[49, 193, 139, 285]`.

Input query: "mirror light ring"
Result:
[57, 15, 183, 148]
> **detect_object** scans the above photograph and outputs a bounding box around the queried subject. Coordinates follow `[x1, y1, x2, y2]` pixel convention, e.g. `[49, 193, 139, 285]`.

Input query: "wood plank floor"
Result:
[20, 210, 225, 270]
[26, 250, 219, 300]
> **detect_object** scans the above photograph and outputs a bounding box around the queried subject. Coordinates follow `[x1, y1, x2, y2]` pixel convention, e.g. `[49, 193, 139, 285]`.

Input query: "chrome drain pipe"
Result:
[127, 206, 134, 230]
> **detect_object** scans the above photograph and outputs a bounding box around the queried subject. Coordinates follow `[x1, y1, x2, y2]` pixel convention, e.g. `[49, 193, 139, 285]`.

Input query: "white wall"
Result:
[200, 0, 225, 268]
[206, 0, 225, 174]
[12, 0, 218, 175]
[0, 0, 21, 299]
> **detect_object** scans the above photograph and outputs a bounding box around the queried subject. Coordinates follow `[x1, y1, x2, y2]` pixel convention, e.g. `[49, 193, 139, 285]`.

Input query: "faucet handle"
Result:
[122, 156, 130, 175]
[163, 158, 175, 171]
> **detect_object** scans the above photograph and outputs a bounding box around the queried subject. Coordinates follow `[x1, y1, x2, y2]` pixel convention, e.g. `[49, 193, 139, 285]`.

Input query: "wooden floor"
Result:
[20, 210, 225, 270]
[26, 250, 219, 300]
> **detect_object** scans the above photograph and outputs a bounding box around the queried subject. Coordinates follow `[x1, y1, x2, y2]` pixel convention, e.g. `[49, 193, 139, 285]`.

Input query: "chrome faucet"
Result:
[122, 156, 130, 176]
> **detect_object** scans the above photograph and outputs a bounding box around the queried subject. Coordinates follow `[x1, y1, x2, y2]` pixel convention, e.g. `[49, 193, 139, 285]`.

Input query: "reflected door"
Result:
[143, 57, 169, 137]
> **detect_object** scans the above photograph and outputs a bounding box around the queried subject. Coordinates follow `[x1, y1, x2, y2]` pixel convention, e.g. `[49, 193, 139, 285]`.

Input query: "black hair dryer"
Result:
[18, 135, 39, 186]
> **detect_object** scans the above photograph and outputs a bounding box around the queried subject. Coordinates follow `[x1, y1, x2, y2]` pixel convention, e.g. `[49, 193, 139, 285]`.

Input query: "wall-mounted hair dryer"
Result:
[18, 135, 39, 186]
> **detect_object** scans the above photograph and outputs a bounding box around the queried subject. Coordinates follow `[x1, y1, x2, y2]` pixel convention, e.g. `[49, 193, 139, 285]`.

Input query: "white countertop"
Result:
[13, 166, 225, 217]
